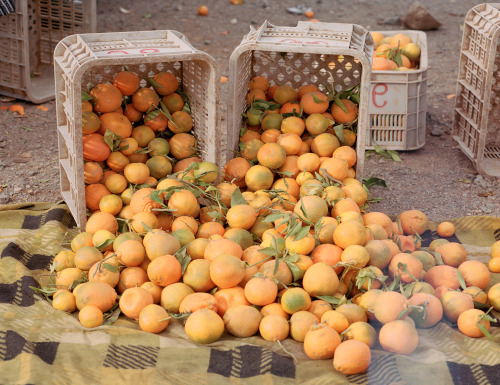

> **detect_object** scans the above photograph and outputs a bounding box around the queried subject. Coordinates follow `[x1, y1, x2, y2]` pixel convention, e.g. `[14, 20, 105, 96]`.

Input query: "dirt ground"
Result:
[0, 0, 499, 221]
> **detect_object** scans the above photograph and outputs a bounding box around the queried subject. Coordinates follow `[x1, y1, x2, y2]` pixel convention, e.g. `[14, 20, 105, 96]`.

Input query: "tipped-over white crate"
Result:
[54, 30, 221, 228]
[452, 3, 500, 177]
[0, 0, 96, 103]
[367, 30, 428, 151]
[227, 21, 373, 180]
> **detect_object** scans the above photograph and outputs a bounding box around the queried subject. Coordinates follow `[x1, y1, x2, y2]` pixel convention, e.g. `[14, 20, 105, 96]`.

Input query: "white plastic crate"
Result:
[0, 0, 96, 103]
[452, 3, 500, 177]
[54, 30, 221, 228]
[366, 30, 428, 151]
[227, 21, 373, 180]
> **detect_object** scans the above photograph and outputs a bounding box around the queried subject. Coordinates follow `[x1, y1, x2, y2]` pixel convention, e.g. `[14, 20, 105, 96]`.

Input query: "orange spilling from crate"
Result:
[371, 32, 421, 71]
[42, 43, 497, 377]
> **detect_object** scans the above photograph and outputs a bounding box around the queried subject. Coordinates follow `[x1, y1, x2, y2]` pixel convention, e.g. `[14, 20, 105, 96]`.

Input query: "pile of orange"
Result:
[370, 32, 422, 71]
[44, 72, 499, 376]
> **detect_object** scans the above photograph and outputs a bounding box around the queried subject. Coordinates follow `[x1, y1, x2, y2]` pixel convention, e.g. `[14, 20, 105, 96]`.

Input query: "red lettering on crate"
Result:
[140, 48, 160, 54]
[279, 39, 300, 44]
[372, 83, 388, 108]
[305, 41, 329, 45]
[106, 50, 129, 55]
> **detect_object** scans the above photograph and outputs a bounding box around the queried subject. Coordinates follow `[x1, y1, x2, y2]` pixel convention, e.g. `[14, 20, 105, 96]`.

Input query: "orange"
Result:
[147, 254, 182, 287]
[257, 143, 287, 169]
[152, 71, 178, 96]
[304, 323, 341, 360]
[223, 157, 251, 187]
[457, 309, 491, 338]
[249, 75, 270, 92]
[458, 260, 490, 290]
[273, 85, 297, 105]
[75, 281, 117, 312]
[320, 157, 349, 182]
[139, 304, 169, 333]
[85, 211, 118, 234]
[245, 165, 274, 191]
[490, 240, 500, 258]
[373, 291, 408, 324]
[489, 257, 500, 273]
[331, 99, 358, 124]
[82, 111, 101, 135]
[132, 87, 160, 112]
[214, 286, 250, 317]
[83, 162, 104, 184]
[209, 254, 246, 289]
[408, 293, 443, 328]
[333, 340, 371, 375]
[388, 253, 423, 283]
[310, 133, 340, 157]
[302, 262, 339, 296]
[179, 292, 218, 314]
[79, 306, 103, 328]
[440, 290, 474, 322]
[487, 283, 500, 311]
[333, 220, 367, 249]
[169, 133, 197, 160]
[259, 314, 290, 342]
[162, 93, 185, 113]
[276, 133, 302, 155]
[246, 89, 267, 105]
[131, 125, 156, 147]
[294, 195, 328, 224]
[52, 289, 77, 312]
[436, 242, 467, 267]
[82, 134, 111, 162]
[344, 321, 377, 348]
[168, 190, 200, 217]
[398, 209, 429, 235]
[223, 305, 262, 338]
[244, 276, 278, 306]
[311, 244, 343, 272]
[90, 83, 122, 113]
[379, 320, 418, 355]
[113, 71, 141, 96]
[300, 92, 329, 114]
[123, 104, 143, 123]
[280, 287, 311, 314]
[204, 238, 243, 261]
[185, 309, 225, 344]
[161, 282, 194, 313]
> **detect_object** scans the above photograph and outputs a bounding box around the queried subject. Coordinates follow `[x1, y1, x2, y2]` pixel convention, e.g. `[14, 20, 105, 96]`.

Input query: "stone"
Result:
[403, 2, 441, 30]
[0, 193, 10, 204]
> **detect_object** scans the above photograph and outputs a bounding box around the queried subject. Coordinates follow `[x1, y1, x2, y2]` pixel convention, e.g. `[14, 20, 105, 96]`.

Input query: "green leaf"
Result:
[263, 213, 285, 223]
[456, 269, 467, 290]
[316, 295, 342, 305]
[292, 225, 310, 242]
[81, 91, 93, 102]
[387, 150, 402, 162]
[96, 239, 115, 250]
[259, 247, 277, 256]
[284, 259, 303, 282]
[311, 93, 325, 104]
[148, 77, 163, 88]
[397, 307, 412, 320]
[362, 177, 387, 189]
[148, 190, 165, 206]
[103, 263, 118, 273]
[334, 98, 348, 114]
[104, 129, 116, 151]
[477, 323, 494, 341]
[145, 109, 161, 122]
[159, 100, 178, 129]
[230, 187, 247, 207]
[333, 124, 344, 142]
[403, 281, 416, 298]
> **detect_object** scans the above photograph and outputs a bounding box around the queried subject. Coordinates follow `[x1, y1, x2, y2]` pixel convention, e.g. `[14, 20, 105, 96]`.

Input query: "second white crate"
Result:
[367, 30, 428, 151]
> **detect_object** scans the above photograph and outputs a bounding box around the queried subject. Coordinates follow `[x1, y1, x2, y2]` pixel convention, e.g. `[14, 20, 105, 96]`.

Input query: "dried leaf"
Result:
[220, 76, 228, 83]
[36, 106, 49, 111]
[119, 7, 132, 13]
[446, 94, 456, 100]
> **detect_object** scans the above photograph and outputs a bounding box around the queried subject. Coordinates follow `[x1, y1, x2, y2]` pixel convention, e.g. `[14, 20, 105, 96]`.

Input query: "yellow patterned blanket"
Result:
[0, 202, 499, 385]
